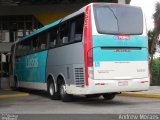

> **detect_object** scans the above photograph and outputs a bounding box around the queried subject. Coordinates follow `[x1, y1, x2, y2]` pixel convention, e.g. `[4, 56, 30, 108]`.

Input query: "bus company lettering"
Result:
[84, 6, 89, 29]
[26, 57, 38, 68]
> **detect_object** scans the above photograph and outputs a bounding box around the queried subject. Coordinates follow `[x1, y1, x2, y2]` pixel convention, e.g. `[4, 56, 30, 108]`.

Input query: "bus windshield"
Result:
[93, 5, 143, 35]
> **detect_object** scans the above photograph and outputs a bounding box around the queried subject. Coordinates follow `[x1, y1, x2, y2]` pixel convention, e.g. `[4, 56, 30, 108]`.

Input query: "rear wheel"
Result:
[102, 93, 116, 100]
[47, 80, 60, 100]
[60, 83, 73, 102]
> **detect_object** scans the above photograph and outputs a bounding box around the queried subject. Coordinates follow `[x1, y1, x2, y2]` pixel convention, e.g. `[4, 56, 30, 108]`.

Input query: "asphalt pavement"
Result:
[0, 87, 160, 120]
[0, 92, 160, 114]
[0, 86, 160, 99]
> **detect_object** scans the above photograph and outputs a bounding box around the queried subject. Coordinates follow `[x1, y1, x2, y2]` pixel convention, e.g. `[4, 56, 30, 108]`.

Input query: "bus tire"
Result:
[102, 93, 116, 100]
[47, 80, 60, 100]
[60, 83, 73, 102]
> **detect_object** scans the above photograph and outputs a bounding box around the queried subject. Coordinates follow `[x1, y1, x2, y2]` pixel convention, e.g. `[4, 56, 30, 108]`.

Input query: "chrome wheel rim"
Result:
[49, 83, 54, 96]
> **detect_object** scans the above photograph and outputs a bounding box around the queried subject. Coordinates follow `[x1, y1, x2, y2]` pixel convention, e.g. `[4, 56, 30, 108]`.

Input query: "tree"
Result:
[150, 2, 160, 61]
[148, 30, 154, 54]
[152, 58, 160, 85]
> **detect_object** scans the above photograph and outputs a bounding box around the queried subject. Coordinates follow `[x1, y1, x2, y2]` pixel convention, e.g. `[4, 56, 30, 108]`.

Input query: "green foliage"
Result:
[153, 2, 160, 31]
[151, 2, 160, 85]
[150, 2, 160, 61]
[151, 58, 160, 85]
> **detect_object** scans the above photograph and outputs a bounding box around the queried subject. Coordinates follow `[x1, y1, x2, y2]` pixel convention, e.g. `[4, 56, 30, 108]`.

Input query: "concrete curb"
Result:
[119, 93, 160, 99]
[0, 93, 30, 99]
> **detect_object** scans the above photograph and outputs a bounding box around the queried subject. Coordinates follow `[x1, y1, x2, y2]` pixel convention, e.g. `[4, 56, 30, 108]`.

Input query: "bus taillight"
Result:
[87, 49, 93, 79]
[84, 5, 92, 86]
[87, 49, 93, 67]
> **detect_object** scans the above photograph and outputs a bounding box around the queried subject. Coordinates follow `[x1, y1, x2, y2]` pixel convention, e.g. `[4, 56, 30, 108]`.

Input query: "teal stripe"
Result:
[93, 35, 148, 61]
[15, 50, 48, 82]
[93, 47, 148, 61]
[93, 35, 148, 47]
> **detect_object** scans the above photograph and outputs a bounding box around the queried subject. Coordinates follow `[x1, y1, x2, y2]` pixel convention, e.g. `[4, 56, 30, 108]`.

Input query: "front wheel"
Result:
[60, 83, 73, 102]
[102, 93, 116, 100]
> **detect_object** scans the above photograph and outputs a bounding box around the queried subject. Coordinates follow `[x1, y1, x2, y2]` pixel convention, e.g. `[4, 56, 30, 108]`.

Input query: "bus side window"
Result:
[38, 32, 47, 51]
[32, 36, 38, 53]
[15, 43, 23, 58]
[58, 22, 69, 45]
[22, 39, 32, 55]
[69, 14, 84, 43]
[70, 22, 76, 42]
[49, 26, 58, 48]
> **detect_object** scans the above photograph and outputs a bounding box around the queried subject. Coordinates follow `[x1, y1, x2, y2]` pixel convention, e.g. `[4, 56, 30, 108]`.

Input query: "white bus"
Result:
[11, 3, 150, 102]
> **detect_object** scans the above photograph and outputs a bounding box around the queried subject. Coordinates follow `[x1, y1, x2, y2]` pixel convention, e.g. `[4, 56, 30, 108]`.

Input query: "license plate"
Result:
[118, 81, 128, 86]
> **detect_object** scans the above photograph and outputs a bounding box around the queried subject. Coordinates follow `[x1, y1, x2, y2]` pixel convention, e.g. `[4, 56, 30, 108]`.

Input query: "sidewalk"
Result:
[119, 86, 160, 99]
[0, 88, 29, 99]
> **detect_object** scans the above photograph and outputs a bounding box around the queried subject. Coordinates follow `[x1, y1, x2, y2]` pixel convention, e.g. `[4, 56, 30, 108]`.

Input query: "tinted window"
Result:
[70, 14, 84, 42]
[38, 32, 47, 50]
[15, 39, 31, 57]
[94, 5, 143, 35]
[22, 40, 32, 55]
[58, 22, 69, 45]
[31, 36, 39, 52]
[48, 26, 58, 48]
[15, 43, 23, 57]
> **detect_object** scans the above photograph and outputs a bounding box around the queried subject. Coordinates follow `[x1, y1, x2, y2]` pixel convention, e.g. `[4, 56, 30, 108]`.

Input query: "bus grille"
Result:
[74, 68, 85, 87]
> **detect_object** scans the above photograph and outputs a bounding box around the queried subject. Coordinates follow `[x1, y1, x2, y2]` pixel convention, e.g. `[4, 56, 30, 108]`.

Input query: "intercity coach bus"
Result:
[10, 3, 150, 102]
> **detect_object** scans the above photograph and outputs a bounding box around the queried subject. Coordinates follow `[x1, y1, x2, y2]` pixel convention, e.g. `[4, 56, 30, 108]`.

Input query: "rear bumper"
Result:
[66, 78, 150, 95]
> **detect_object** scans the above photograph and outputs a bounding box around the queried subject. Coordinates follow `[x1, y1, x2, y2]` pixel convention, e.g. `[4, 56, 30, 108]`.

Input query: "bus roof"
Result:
[16, 19, 62, 43]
